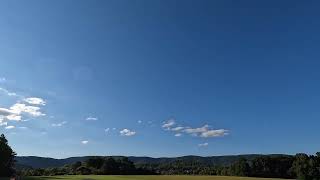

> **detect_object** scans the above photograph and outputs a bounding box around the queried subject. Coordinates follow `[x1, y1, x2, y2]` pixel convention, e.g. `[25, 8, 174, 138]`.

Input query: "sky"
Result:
[1, 0, 320, 158]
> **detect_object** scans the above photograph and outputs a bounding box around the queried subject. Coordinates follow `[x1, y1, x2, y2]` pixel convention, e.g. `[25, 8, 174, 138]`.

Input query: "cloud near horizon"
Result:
[162, 119, 229, 138]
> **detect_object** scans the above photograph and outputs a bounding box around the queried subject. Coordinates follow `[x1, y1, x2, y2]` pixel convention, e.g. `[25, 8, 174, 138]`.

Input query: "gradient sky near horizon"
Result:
[1, 0, 320, 158]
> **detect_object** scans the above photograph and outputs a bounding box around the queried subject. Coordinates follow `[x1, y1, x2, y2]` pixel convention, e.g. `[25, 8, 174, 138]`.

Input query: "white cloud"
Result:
[52, 121, 67, 127]
[5, 125, 15, 129]
[162, 119, 175, 130]
[183, 125, 228, 138]
[184, 125, 209, 134]
[120, 129, 136, 136]
[171, 126, 185, 131]
[6, 114, 22, 121]
[10, 103, 45, 117]
[0, 102, 45, 124]
[105, 128, 110, 132]
[200, 129, 229, 138]
[86, 117, 98, 121]
[24, 97, 46, 106]
[81, 140, 89, 145]
[162, 119, 229, 139]
[18, 126, 28, 130]
[138, 120, 142, 124]
[198, 142, 209, 147]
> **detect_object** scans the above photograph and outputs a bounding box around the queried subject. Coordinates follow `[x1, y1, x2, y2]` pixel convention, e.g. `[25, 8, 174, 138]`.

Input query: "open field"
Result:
[17, 176, 292, 180]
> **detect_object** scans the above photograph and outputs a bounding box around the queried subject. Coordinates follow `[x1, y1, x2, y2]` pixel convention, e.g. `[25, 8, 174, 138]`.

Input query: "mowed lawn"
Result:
[18, 176, 291, 180]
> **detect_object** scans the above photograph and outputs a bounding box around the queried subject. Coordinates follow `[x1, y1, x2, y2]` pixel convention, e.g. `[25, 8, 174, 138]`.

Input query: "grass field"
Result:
[15, 175, 291, 180]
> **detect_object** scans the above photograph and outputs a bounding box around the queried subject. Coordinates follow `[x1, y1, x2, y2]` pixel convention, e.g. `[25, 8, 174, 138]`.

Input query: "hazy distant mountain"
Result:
[16, 154, 291, 169]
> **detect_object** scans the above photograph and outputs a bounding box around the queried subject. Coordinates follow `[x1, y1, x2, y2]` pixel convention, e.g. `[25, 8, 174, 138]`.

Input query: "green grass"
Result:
[20, 175, 292, 180]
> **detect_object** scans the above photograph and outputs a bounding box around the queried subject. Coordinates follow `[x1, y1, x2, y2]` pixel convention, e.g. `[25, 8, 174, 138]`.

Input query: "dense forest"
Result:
[1, 134, 320, 180]
[19, 153, 320, 180]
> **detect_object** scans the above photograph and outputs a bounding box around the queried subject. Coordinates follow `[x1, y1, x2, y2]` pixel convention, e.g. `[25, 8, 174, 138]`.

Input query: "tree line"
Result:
[1, 133, 320, 179]
[138, 153, 320, 180]
[20, 157, 156, 176]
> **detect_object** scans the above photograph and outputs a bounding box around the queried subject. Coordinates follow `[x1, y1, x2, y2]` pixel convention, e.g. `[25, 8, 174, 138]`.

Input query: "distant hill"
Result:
[15, 154, 292, 169]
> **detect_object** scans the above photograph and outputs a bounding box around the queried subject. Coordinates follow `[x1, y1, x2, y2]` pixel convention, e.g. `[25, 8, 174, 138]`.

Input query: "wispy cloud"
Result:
[51, 121, 67, 127]
[0, 87, 18, 97]
[5, 125, 15, 130]
[86, 116, 98, 121]
[175, 133, 182, 137]
[120, 129, 136, 136]
[138, 120, 142, 124]
[171, 126, 185, 131]
[184, 125, 228, 138]
[198, 142, 209, 147]
[105, 128, 110, 133]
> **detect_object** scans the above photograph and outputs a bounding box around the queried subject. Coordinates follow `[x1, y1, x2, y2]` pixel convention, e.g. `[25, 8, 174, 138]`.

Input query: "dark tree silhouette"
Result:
[0, 134, 16, 177]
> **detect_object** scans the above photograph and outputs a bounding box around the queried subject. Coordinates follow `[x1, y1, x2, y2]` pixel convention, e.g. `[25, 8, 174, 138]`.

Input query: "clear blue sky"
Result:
[0, 0, 320, 158]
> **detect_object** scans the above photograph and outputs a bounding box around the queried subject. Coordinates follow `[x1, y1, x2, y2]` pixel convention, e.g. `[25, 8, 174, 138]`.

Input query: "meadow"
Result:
[19, 176, 291, 180]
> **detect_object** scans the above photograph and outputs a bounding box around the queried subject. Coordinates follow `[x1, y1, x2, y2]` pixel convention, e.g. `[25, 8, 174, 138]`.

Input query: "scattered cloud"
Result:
[18, 126, 28, 130]
[198, 142, 209, 147]
[5, 125, 15, 129]
[24, 97, 46, 106]
[162, 119, 175, 130]
[200, 129, 229, 138]
[81, 140, 89, 145]
[52, 121, 67, 127]
[162, 119, 229, 138]
[138, 120, 142, 124]
[120, 129, 136, 136]
[183, 125, 228, 138]
[86, 117, 98, 121]
[105, 128, 110, 133]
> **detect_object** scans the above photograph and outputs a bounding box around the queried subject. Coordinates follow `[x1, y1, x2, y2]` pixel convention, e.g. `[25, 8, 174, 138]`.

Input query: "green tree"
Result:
[229, 158, 250, 176]
[292, 153, 311, 180]
[85, 157, 104, 169]
[0, 134, 16, 177]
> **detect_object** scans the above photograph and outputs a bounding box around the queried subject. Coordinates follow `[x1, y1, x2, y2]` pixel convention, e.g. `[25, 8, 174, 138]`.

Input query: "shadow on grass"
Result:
[22, 177, 68, 180]
[22, 177, 97, 180]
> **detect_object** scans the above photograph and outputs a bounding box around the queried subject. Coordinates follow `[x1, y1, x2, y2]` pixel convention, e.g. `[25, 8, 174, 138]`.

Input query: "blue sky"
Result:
[1, 0, 320, 158]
